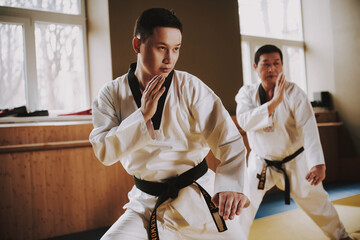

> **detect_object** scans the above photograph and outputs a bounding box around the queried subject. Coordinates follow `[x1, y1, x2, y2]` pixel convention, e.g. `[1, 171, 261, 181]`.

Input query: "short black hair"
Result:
[254, 44, 283, 65]
[134, 8, 183, 42]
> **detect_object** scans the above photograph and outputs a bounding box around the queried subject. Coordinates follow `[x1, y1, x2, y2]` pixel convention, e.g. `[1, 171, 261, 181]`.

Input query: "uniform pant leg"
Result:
[101, 209, 148, 240]
[286, 157, 348, 240]
[100, 207, 183, 240]
[239, 152, 277, 238]
[101, 206, 250, 240]
[159, 191, 248, 240]
[292, 186, 348, 240]
[177, 215, 248, 240]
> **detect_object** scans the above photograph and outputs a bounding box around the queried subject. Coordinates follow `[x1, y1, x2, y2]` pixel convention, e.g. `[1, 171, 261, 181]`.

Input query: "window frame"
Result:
[238, 0, 308, 92]
[0, 0, 90, 113]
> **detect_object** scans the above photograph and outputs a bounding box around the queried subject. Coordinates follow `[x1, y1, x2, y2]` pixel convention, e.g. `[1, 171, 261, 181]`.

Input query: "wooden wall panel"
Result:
[0, 123, 94, 145]
[318, 125, 340, 183]
[0, 123, 134, 239]
[1, 153, 34, 239]
[0, 147, 133, 239]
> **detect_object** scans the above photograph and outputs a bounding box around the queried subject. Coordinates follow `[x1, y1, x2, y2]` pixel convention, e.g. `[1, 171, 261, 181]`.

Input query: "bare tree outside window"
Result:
[0, 22, 26, 109]
[0, 0, 80, 15]
[0, 0, 88, 113]
[35, 22, 86, 111]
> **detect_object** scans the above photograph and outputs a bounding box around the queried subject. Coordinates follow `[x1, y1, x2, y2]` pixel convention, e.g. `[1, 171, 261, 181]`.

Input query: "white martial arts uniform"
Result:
[235, 82, 348, 240]
[90, 65, 250, 240]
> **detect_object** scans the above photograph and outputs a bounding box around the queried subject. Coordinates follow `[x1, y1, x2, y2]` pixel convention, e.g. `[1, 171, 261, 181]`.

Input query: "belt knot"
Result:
[265, 160, 283, 170]
[164, 178, 179, 199]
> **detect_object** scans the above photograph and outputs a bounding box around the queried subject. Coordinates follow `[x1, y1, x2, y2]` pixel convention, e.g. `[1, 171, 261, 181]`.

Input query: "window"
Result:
[238, 0, 307, 92]
[0, 0, 89, 114]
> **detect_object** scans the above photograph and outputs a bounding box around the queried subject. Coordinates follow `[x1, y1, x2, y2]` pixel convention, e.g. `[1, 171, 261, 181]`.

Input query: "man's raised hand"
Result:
[141, 75, 166, 122]
[272, 72, 286, 105]
[268, 72, 286, 116]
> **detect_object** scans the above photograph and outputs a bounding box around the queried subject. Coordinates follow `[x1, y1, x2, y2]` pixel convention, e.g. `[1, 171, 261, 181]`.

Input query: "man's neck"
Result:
[134, 68, 152, 92]
[261, 82, 275, 101]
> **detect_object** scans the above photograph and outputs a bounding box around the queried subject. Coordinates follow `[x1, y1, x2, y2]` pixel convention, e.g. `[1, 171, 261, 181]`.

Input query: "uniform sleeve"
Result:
[189, 81, 250, 199]
[89, 84, 153, 166]
[235, 86, 272, 132]
[293, 88, 325, 170]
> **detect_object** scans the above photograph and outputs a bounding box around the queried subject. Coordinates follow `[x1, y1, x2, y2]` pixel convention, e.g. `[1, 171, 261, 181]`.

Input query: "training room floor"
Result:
[255, 180, 360, 219]
[250, 181, 360, 240]
[46, 181, 360, 240]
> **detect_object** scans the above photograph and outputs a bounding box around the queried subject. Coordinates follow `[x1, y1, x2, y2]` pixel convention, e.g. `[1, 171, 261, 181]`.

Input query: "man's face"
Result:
[254, 52, 283, 85]
[138, 27, 182, 78]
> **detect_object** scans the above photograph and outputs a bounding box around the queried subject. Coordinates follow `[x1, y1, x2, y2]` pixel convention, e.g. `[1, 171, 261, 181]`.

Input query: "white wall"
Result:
[302, 0, 335, 99]
[86, 0, 113, 101]
[331, 0, 360, 154]
[303, 0, 360, 154]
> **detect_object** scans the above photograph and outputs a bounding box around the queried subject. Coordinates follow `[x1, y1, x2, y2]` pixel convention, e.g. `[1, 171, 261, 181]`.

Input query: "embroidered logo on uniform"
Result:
[263, 122, 274, 132]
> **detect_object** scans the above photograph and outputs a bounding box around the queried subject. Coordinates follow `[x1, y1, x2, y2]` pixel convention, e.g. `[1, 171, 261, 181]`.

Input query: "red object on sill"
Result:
[58, 108, 92, 116]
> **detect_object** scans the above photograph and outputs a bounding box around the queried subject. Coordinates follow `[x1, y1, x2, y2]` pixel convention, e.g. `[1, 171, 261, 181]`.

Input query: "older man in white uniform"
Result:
[235, 44, 349, 240]
[90, 8, 249, 240]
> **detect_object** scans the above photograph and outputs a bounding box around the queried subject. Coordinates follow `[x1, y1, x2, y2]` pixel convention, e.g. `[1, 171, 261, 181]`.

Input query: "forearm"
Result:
[267, 97, 281, 116]
[302, 118, 325, 169]
[236, 103, 273, 131]
[235, 87, 273, 132]
[90, 108, 152, 166]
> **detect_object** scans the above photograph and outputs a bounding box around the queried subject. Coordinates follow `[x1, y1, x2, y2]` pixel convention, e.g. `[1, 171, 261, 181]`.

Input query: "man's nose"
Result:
[164, 50, 173, 64]
[268, 65, 275, 72]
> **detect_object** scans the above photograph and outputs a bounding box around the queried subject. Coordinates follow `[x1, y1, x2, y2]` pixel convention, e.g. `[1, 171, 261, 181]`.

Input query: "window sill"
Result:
[0, 115, 92, 127]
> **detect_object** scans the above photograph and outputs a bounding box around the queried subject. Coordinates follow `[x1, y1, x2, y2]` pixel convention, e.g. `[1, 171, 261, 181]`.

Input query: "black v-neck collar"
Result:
[127, 63, 174, 130]
[258, 83, 267, 105]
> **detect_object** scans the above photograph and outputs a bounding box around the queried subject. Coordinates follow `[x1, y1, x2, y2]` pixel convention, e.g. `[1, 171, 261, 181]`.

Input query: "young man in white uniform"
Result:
[90, 8, 250, 240]
[235, 44, 350, 240]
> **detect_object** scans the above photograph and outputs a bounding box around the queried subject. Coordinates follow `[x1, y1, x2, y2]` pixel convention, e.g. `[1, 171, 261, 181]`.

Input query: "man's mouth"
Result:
[160, 67, 172, 73]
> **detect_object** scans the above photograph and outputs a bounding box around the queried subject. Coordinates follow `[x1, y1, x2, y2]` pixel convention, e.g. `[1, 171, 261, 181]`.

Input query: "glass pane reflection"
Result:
[35, 22, 86, 111]
[239, 0, 303, 41]
[0, 0, 81, 15]
[0, 22, 26, 109]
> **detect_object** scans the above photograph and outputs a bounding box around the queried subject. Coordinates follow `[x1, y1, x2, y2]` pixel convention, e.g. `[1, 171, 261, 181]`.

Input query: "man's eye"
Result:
[159, 47, 166, 50]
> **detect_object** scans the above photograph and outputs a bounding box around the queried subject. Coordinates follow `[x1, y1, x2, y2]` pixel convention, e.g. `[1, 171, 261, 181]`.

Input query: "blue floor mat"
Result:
[255, 181, 360, 219]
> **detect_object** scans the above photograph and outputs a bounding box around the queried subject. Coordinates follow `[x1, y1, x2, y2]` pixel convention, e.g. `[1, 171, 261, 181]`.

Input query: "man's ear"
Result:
[132, 37, 141, 54]
[253, 63, 258, 70]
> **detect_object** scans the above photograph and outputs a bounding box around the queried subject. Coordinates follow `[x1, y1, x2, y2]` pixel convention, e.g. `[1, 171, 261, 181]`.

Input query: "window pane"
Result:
[283, 46, 307, 92]
[35, 22, 87, 111]
[0, 0, 81, 15]
[0, 22, 26, 109]
[238, 0, 303, 40]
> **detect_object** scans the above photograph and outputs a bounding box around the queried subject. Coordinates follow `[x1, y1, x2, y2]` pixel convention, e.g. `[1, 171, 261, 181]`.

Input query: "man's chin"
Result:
[264, 77, 277, 83]
[158, 71, 172, 78]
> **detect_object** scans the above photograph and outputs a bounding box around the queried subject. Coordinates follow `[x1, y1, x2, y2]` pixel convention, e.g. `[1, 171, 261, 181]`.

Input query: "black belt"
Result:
[134, 159, 227, 240]
[257, 147, 304, 205]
